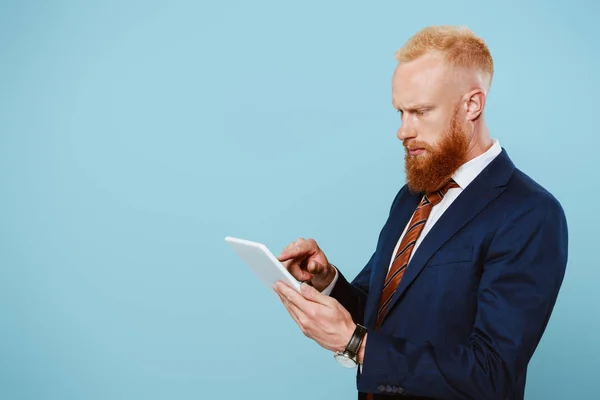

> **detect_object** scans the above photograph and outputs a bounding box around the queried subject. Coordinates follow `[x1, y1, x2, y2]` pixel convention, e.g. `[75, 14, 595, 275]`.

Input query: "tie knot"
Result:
[424, 179, 460, 206]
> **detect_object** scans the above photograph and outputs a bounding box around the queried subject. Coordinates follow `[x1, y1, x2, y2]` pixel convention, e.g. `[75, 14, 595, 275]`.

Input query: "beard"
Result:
[404, 107, 470, 194]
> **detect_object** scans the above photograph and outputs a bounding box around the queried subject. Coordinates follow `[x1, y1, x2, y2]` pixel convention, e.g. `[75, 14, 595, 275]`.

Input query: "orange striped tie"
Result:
[376, 179, 459, 328]
[365, 179, 459, 400]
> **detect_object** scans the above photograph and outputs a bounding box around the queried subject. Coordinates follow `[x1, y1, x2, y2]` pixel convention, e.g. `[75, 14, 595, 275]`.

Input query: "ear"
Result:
[463, 89, 486, 121]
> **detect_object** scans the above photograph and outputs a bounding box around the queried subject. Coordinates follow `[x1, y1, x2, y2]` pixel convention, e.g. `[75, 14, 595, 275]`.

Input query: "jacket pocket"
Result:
[427, 246, 474, 266]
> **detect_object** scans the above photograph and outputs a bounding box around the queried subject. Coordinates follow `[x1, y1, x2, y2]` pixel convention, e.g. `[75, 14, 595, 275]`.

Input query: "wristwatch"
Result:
[334, 324, 367, 368]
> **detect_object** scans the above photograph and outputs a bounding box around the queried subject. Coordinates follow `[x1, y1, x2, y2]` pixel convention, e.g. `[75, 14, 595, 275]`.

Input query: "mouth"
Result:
[407, 148, 426, 156]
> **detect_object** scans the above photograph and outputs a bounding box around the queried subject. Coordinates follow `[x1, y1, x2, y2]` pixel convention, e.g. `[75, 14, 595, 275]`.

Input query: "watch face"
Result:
[334, 352, 357, 368]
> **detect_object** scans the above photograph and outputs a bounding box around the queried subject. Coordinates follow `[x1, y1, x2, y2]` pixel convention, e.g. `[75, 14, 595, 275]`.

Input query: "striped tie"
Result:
[375, 179, 459, 328]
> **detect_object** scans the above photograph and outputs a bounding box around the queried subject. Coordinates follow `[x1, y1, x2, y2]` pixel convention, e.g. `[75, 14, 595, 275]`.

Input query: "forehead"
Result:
[392, 53, 454, 108]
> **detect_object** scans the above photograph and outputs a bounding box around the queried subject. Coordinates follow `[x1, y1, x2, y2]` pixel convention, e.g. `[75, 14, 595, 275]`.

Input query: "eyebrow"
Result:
[393, 101, 435, 112]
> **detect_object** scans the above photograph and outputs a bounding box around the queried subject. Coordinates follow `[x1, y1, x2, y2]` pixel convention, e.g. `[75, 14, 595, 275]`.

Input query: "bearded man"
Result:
[273, 25, 568, 400]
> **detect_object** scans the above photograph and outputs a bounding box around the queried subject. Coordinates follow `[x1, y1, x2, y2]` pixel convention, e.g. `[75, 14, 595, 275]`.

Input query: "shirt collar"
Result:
[452, 138, 502, 189]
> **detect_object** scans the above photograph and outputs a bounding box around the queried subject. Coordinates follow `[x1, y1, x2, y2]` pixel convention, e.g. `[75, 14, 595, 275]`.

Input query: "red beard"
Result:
[404, 107, 469, 194]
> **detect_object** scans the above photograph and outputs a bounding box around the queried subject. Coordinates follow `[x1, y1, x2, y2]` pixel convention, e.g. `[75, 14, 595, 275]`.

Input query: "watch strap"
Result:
[345, 324, 367, 356]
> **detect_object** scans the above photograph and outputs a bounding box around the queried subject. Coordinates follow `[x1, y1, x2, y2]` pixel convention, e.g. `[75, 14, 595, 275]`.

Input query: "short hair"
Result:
[395, 25, 494, 88]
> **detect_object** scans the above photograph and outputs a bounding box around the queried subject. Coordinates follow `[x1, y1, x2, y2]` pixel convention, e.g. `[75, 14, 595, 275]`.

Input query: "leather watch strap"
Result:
[346, 324, 367, 356]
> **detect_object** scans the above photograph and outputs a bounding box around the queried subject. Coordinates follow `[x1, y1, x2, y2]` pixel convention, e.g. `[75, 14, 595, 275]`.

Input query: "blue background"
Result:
[1, 0, 598, 398]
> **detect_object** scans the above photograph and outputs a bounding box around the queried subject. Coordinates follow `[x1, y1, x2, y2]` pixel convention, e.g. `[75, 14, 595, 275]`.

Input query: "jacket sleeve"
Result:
[328, 186, 408, 325]
[357, 194, 569, 399]
[328, 254, 374, 324]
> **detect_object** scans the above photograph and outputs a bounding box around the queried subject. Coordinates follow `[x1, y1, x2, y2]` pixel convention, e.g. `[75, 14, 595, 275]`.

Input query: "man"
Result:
[272, 25, 568, 400]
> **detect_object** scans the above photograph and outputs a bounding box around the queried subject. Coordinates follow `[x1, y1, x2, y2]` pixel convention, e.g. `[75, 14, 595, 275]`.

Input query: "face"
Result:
[392, 53, 470, 194]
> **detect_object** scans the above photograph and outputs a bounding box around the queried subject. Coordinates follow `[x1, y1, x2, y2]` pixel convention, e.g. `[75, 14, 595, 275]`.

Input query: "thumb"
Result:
[307, 260, 325, 275]
[301, 282, 332, 306]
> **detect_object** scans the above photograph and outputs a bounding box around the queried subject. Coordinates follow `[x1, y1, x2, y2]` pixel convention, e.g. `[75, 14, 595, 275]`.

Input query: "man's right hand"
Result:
[277, 238, 336, 292]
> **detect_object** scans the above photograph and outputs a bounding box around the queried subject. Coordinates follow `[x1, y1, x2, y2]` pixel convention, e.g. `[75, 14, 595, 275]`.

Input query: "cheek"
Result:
[415, 127, 439, 146]
[420, 119, 447, 144]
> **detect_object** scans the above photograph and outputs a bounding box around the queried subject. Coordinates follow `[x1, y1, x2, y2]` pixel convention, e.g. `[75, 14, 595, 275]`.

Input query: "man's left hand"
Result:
[273, 281, 357, 354]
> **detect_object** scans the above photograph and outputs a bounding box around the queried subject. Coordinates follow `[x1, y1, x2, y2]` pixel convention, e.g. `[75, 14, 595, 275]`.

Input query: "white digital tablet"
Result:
[225, 236, 302, 292]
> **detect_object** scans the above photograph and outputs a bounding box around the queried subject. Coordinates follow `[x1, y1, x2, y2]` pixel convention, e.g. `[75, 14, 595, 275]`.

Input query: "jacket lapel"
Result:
[377, 149, 515, 325]
[364, 188, 421, 328]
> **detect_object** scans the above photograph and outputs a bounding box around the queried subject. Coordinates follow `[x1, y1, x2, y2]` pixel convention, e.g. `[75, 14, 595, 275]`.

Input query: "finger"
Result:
[276, 289, 308, 329]
[306, 260, 326, 276]
[300, 282, 335, 307]
[276, 290, 302, 323]
[278, 239, 314, 261]
[277, 242, 297, 261]
[280, 256, 312, 281]
[278, 248, 306, 261]
[275, 281, 312, 311]
[287, 261, 312, 281]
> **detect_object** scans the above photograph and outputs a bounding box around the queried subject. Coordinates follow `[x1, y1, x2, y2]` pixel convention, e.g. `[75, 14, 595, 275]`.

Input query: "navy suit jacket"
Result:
[330, 148, 568, 399]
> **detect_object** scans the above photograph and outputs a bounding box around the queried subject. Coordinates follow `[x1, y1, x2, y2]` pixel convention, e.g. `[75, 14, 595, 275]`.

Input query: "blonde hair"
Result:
[395, 25, 494, 88]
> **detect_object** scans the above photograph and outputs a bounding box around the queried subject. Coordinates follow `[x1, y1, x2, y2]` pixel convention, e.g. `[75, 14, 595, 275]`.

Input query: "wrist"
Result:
[324, 263, 337, 283]
[333, 323, 367, 368]
[313, 263, 337, 291]
[339, 322, 357, 353]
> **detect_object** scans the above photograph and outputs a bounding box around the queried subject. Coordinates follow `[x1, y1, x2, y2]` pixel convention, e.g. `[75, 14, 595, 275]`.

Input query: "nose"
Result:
[397, 121, 416, 141]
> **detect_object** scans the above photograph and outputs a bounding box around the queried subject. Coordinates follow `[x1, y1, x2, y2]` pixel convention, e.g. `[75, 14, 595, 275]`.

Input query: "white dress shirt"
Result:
[322, 138, 502, 296]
